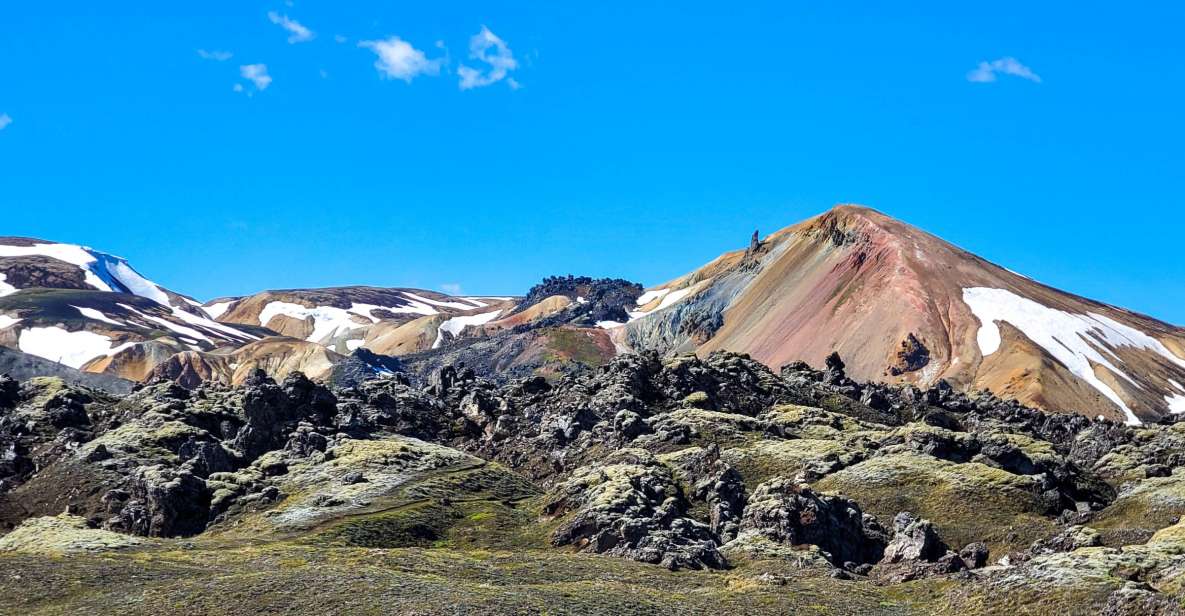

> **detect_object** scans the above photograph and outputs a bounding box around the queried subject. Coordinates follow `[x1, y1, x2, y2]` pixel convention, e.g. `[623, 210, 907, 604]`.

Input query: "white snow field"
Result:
[17, 326, 134, 369]
[963, 287, 1185, 425]
[432, 310, 503, 349]
[72, 305, 124, 326]
[0, 240, 256, 344]
[202, 301, 234, 320]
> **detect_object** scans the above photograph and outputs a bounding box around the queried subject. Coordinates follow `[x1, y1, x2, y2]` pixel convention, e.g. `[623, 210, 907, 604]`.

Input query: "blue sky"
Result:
[1, 2, 1182, 324]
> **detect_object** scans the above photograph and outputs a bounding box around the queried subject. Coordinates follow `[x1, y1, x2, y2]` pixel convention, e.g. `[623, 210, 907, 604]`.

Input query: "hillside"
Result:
[616, 205, 1185, 424]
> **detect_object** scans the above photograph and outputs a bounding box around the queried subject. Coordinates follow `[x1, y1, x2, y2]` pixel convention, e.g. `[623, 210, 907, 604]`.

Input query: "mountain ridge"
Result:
[3, 205, 1184, 424]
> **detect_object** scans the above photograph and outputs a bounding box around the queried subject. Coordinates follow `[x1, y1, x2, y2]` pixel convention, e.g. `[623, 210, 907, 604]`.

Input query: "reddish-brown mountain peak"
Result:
[787, 203, 901, 251]
[824, 203, 889, 220]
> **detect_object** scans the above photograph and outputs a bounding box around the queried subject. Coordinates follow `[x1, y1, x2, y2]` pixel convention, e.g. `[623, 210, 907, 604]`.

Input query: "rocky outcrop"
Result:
[544, 449, 726, 570]
[738, 478, 889, 570]
[511, 275, 643, 327]
[888, 333, 930, 376]
[873, 511, 970, 582]
[104, 465, 211, 537]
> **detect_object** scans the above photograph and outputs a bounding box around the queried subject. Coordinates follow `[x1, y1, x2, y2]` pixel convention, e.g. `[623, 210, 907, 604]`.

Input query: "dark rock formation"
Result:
[873, 512, 967, 582]
[739, 479, 889, 568]
[888, 333, 930, 376]
[544, 449, 726, 570]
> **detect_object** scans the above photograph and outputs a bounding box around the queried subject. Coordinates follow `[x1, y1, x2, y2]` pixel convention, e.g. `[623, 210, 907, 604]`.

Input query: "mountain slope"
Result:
[0, 346, 133, 393]
[0, 238, 264, 380]
[0, 289, 260, 375]
[0, 237, 205, 315]
[210, 286, 515, 355]
[617, 205, 1185, 424]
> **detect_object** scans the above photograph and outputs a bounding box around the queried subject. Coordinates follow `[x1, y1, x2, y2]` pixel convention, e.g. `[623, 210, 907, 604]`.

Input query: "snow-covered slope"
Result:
[0, 237, 203, 313]
[212, 286, 518, 355]
[0, 289, 259, 377]
[619, 205, 1185, 424]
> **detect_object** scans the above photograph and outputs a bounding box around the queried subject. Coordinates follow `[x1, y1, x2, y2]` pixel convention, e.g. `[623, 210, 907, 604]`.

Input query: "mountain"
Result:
[0, 237, 206, 314]
[615, 205, 1185, 424]
[0, 238, 262, 379]
[207, 286, 517, 354]
[4, 211, 1184, 425]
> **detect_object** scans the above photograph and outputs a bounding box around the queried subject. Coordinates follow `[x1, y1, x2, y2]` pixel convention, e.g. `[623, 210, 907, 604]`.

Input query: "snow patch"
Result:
[104, 259, 171, 305]
[259, 302, 372, 344]
[346, 339, 364, 351]
[1167, 393, 1185, 415]
[72, 305, 124, 326]
[0, 241, 175, 307]
[170, 305, 258, 341]
[402, 292, 476, 311]
[258, 300, 432, 345]
[119, 303, 210, 344]
[0, 273, 15, 297]
[596, 320, 625, 329]
[17, 327, 135, 369]
[962, 287, 1185, 426]
[0, 315, 21, 329]
[120, 302, 255, 344]
[628, 287, 692, 321]
[431, 310, 503, 349]
[636, 289, 670, 306]
[202, 301, 234, 320]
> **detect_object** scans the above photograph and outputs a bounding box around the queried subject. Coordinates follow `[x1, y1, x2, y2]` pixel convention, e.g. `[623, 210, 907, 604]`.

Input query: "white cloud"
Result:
[268, 11, 314, 44]
[233, 83, 244, 93]
[197, 49, 233, 61]
[334, 34, 348, 44]
[358, 36, 444, 82]
[0, 114, 11, 131]
[240, 64, 272, 91]
[458, 26, 518, 90]
[440, 283, 463, 295]
[967, 57, 1042, 83]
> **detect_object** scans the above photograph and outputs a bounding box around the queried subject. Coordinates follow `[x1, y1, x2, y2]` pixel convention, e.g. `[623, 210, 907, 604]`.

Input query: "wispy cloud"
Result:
[458, 26, 518, 90]
[0, 114, 11, 131]
[197, 49, 233, 61]
[239, 64, 272, 92]
[967, 57, 1042, 83]
[358, 36, 444, 82]
[268, 11, 314, 44]
[440, 283, 463, 295]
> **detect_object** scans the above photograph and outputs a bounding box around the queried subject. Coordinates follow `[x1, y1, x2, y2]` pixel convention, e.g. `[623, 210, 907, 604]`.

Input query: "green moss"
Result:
[1092, 472, 1185, 546]
[815, 452, 1056, 555]
[0, 514, 148, 554]
[722, 438, 850, 486]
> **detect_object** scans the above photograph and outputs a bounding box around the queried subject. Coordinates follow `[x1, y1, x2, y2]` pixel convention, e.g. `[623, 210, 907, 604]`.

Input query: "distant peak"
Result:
[823, 203, 891, 222]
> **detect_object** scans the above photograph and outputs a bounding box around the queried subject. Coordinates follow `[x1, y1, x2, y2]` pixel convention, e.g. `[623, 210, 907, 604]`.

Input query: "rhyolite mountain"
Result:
[615, 205, 1185, 424]
[3, 207, 1184, 424]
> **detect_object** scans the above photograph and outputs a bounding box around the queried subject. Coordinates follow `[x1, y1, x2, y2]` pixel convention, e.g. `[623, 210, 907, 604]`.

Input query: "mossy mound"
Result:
[0, 514, 146, 554]
[722, 438, 852, 486]
[1091, 472, 1185, 546]
[814, 452, 1056, 555]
